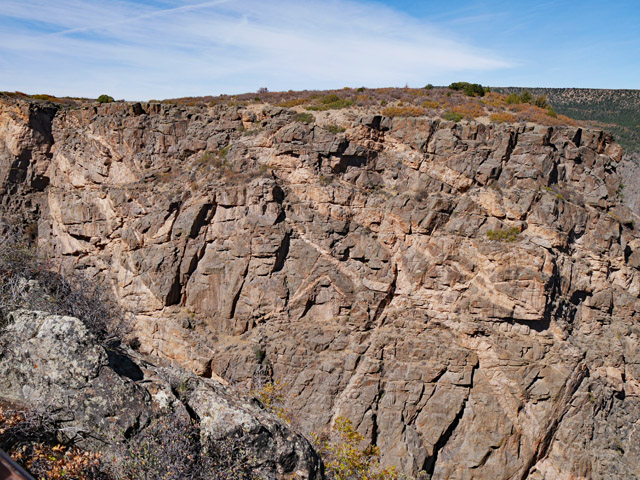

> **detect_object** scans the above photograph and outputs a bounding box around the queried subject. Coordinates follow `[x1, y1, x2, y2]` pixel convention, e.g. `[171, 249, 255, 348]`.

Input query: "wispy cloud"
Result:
[0, 0, 512, 99]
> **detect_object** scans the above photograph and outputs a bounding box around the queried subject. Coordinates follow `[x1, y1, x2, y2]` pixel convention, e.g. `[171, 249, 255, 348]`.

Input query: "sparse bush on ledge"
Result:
[442, 111, 464, 122]
[294, 112, 315, 124]
[325, 124, 346, 134]
[486, 226, 520, 242]
[312, 416, 430, 480]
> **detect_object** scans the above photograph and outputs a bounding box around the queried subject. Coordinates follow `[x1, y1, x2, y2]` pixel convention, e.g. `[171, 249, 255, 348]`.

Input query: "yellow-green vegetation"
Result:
[196, 146, 230, 169]
[96, 94, 114, 103]
[381, 105, 425, 117]
[218, 145, 231, 158]
[325, 124, 347, 134]
[279, 98, 307, 108]
[312, 417, 404, 480]
[307, 94, 354, 111]
[486, 227, 520, 242]
[443, 111, 464, 122]
[505, 90, 548, 108]
[294, 112, 315, 124]
[252, 381, 290, 423]
[421, 100, 440, 109]
[503, 90, 559, 118]
[30, 94, 57, 102]
[250, 382, 429, 479]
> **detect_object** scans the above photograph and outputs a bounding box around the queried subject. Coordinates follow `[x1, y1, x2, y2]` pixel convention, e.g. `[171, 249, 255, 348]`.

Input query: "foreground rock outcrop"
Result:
[0, 309, 321, 479]
[2, 93, 640, 479]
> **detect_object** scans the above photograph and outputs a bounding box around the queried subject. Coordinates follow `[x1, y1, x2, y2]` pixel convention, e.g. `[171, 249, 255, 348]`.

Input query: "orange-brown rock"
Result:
[2, 93, 640, 479]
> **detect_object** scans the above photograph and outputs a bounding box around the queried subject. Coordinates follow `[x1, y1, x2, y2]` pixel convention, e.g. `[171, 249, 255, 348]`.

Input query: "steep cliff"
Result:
[2, 93, 640, 479]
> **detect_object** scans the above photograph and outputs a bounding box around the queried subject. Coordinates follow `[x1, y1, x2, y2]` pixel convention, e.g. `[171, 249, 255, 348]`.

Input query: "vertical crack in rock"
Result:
[165, 268, 183, 306]
[423, 363, 478, 476]
[189, 203, 215, 239]
[519, 360, 589, 480]
[272, 230, 291, 273]
[372, 264, 397, 327]
[503, 129, 518, 165]
[228, 260, 249, 320]
[572, 128, 582, 147]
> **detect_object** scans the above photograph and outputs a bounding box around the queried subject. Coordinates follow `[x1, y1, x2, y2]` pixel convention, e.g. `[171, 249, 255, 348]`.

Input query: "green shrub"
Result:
[486, 227, 520, 242]
[218, 145, 231, 158]
[253, 346, 266, 364]
[533, 96, 549, 108]
[96, 94, 114, 103]
[443, 111, 464, 122]
[449, 82, 486, 97]
[294, 112, 315, 124]
[306, 94, 354, 111]
[325, 124, 346, 134]
[519, 90, 533, 104]
[505, 90, 551, 109]
[424, 83, 434, 90]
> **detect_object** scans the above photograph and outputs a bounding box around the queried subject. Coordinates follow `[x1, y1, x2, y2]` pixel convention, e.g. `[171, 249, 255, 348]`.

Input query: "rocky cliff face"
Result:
[0, 309, 321, 479]
[2, 93, 640, 479]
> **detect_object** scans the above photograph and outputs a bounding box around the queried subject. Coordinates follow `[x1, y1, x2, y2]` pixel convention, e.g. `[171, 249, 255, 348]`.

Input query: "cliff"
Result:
[1, 92, 640, 479]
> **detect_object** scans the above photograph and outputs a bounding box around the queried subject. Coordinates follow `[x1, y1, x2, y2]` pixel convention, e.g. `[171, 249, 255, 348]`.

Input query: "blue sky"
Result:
[1, 0, 638, 100]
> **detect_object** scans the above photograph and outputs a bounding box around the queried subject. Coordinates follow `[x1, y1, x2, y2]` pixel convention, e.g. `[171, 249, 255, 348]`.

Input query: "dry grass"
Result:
[1, 404, 108, 480]
[490, 112, 517, 123]
[381, 105, 426, 117]
[3, 84, 582, 131]
[452, 103, 485, 119]
[0, 221, 129, 343]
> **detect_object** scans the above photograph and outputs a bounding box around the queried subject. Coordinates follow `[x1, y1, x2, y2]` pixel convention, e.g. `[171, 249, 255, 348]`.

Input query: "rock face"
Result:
[0, 309, 321, 479]
[2, 93, 640, 479]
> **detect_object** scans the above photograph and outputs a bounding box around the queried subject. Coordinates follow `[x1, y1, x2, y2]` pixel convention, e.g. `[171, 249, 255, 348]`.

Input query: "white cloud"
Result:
[0, 0, 512, 99]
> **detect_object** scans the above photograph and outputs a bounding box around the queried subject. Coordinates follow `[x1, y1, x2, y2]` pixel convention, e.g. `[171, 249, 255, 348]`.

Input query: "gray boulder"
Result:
[0, 309, 321, 479]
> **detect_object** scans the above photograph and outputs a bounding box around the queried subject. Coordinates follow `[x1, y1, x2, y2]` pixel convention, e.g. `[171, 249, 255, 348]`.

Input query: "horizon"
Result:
[6, 85, 640, 103]
[2, 0, 639, 100]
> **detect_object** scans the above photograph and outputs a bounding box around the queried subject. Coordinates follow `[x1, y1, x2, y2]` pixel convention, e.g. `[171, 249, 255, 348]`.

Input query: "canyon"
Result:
[1, 92, 640, 479]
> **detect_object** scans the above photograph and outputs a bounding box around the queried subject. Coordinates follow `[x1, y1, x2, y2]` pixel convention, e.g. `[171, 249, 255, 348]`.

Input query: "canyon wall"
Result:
[2, 94, 640, 479]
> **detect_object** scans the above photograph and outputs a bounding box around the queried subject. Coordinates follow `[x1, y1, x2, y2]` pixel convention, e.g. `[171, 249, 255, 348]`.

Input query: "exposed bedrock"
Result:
[2, 94, 640, 478]
[0, 309, 321, 479]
